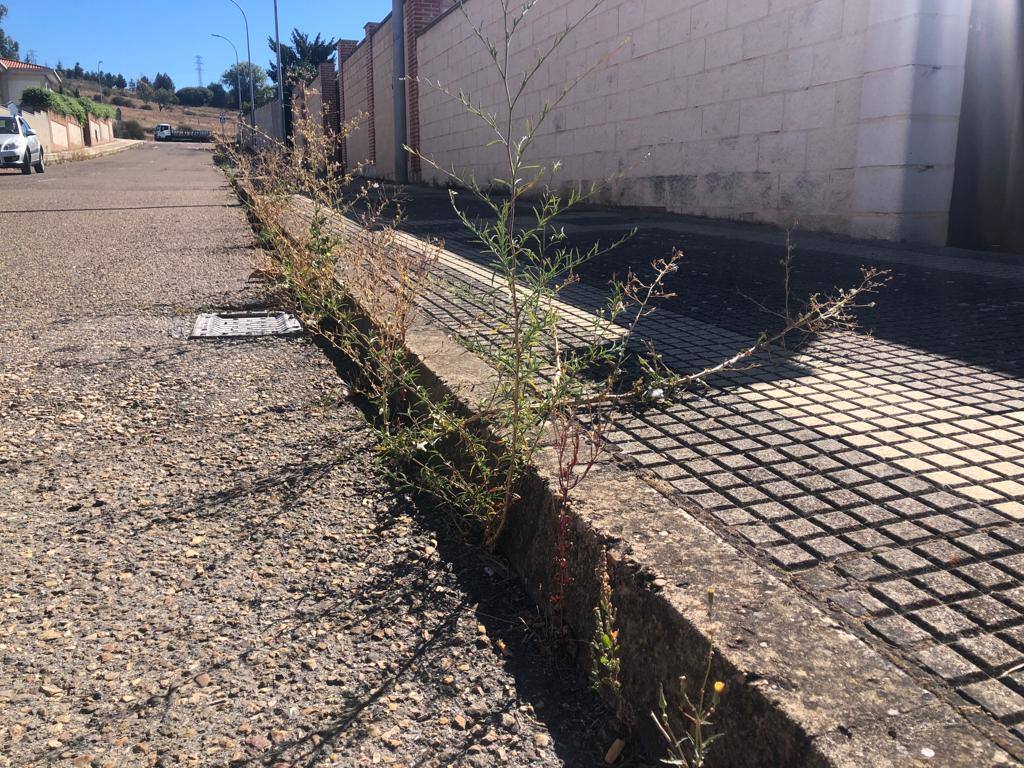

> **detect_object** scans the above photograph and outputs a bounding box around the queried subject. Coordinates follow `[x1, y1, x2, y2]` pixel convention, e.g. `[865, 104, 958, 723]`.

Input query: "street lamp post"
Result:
[273, 0, 285, 140]
[212, 33, 242, 139]
[227, 0, 256, 128]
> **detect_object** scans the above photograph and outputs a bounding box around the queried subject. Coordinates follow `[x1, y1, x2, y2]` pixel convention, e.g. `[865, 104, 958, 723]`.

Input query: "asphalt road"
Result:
[0, 145, 610, 767]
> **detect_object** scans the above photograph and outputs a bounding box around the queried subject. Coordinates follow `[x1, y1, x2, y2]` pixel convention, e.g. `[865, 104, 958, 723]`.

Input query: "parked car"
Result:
[0, 114, 44, 174]
[154, 123, 212, 143]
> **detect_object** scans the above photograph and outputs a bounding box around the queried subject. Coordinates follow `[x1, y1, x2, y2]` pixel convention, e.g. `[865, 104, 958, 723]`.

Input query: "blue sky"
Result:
[5, 0, 391, 89]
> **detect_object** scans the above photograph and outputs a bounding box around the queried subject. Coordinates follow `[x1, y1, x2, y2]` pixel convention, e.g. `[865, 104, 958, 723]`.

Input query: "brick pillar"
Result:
[365, 22, 381, 167]
[336, 39, 358, 168]
[318, 61, 339, 139]
[404, 0, 443, 180]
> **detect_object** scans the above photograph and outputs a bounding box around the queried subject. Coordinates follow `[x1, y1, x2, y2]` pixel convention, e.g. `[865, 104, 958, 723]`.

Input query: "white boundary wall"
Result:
[415, 0, 973, 244]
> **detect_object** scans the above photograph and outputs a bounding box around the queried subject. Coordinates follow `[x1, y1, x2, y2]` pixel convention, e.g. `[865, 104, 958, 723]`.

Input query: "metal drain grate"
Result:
[190, 311, 302, 339]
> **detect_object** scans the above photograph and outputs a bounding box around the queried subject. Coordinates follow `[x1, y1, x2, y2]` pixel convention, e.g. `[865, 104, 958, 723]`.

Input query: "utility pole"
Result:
[195, 55, 204, 87]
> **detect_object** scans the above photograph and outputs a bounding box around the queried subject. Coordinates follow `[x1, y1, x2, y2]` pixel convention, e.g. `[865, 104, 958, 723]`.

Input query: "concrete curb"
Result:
[49, 139, 145, 165]
[235, 182, 1017, 767]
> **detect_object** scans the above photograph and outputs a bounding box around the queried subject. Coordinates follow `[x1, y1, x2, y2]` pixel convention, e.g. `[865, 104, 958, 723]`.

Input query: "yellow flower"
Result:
[713, 681, 725, 694]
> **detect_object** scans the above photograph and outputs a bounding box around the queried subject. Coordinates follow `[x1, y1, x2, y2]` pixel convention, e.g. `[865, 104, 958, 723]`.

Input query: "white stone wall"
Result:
[415, 0, 973, 243]
[343, 42, 373, 170]
[368, 18, 397, 179]
[251, 100, 284, 148]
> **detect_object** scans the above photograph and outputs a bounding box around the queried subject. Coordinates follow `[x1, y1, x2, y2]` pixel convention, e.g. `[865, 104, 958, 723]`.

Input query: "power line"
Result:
[195, 55, 204, 87]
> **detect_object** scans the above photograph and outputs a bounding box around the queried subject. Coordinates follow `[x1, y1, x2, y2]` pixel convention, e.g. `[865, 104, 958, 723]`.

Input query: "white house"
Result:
[0, 58, 61, 108]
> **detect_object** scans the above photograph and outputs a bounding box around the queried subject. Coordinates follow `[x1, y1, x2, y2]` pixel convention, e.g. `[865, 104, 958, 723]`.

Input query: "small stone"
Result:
[40, 683, 63, 697]
[453, 715, 469, 730]
[9, 724, 24, 743]
[39, 629, 62, 641]
[604, 738, 626, 763]
[71, 756, 94, 768]
[244, 734, 272, 751]
[194, 673, 211, 688]
[534, 733, 550, 748]
[133, 742, 151, 754]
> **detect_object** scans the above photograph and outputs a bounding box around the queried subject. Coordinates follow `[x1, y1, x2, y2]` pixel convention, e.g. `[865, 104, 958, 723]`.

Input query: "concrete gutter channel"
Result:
[234, 183, 1017, 767]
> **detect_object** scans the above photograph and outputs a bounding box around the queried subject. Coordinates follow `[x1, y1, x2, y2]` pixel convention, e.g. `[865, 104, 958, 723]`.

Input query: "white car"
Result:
[0, 114, 44, 174]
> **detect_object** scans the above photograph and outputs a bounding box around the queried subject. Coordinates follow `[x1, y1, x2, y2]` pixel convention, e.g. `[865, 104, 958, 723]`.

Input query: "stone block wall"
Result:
[312, 0, 978, 245]
[413, 0, 973, 243]
[342, 34, 374, 171]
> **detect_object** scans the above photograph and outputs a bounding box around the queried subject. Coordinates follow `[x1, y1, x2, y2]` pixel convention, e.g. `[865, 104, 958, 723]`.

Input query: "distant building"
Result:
[0, 58, 61, 108]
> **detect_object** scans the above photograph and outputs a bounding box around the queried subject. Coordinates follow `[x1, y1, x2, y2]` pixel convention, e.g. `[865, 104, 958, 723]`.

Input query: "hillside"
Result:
[66, 78, 241, 139]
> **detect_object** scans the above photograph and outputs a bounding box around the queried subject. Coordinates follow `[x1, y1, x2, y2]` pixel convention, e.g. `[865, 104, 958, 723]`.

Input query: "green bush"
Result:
[19, 87, 117, 124]
[110, 95, 135, 108]
[117, 119, 146, 140]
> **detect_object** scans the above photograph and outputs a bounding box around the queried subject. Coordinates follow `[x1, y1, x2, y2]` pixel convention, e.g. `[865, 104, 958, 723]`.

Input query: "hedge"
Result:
[19, 88, 118, 123]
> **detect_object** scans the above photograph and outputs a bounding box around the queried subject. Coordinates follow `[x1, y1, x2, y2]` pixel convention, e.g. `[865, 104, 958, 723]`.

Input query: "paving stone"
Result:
[956, 533, 1014, 558]
[870, 579, 936, 612]
[882, 521, 933, 544]
[737, 524, 788, 547]
[956, 562, 1016, 591]
[749, 501, 791, 521]
[831, 590, 889, 618]
[836, 556, 892, 582]
[804, 536, 855, 560]
[848, 505, 899, 526]
[917, 514, 970, 534]
[997, 554, 1024, 580]
[768, 544, 817, 570]
[959, 679, 1024, 724]
[868, 615, 933, 648]
[711, 508, 757, 526]
[812, 511, 861, 533]
[911, 605, 977, 640]
[955, 635, 1024, 672]
[956, 596, 1022, 631]
[844, 528, 897, 551]
[777, 518, 827, 541]
[875, 548, 933, 575]
[915, 645, 983, 685]
[915, 540, 975, 568]
[914, 571, 977, 602]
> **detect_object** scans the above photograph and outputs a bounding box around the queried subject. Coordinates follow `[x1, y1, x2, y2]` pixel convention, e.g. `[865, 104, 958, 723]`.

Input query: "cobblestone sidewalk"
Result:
[385, 187, 1024, 754]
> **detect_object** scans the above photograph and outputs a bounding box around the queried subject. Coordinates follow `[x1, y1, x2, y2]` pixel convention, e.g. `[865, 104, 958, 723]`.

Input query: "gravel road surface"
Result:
[0, 145, 613, 768]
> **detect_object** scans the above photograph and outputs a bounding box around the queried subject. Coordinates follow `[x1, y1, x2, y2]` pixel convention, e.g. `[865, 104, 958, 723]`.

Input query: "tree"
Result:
[136, 77, 154, 104]
[207, 82, 229, 109]
[0, 4, 19, 60]
[154, 87, 176, 111]
[176, 87, 212, 107]
[24, 49, 37, 64]
[72, 62, 84, 79]
[267, 29, 336, 86]
[221, 61, 269, 110]
[115, 74, 127, 89]
[153, 72, 175, 92]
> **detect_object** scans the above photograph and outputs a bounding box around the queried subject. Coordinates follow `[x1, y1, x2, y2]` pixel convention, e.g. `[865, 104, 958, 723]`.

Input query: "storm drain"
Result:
[190, 311, 302, 339]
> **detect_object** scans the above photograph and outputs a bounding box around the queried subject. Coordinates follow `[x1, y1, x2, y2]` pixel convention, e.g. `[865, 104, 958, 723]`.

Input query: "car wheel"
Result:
[20, 150, 32, 174]
[33, 149, 45, 173]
